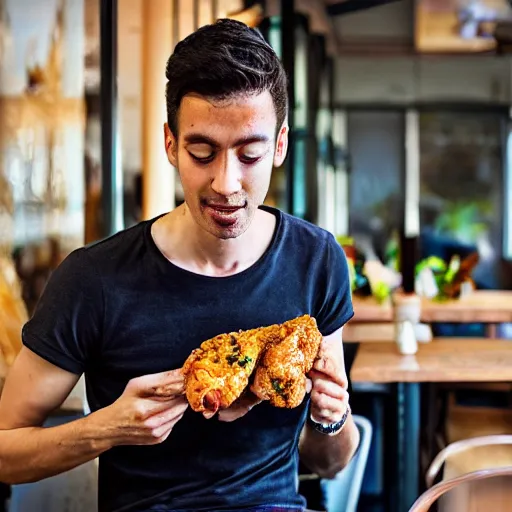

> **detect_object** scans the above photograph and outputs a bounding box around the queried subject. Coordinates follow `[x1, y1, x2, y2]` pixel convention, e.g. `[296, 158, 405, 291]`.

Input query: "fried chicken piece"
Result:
[251, 315, 323, 408]
[182, 324, 281, 416]
[182, 315, 322, 416]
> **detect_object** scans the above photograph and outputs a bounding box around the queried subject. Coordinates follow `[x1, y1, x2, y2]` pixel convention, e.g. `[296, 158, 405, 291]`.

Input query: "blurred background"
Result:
[0, 1, 512, 512]
[1, 0, 511, 316]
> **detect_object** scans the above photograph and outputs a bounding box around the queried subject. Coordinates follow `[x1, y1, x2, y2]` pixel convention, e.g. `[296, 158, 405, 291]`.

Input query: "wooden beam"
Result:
[326, 0, 400, 17]
[141, 0, 175, 220]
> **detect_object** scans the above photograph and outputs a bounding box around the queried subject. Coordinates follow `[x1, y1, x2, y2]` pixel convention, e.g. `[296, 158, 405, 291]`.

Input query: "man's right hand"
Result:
[96, 369, 189, 447]
[0, 350, 189, 485]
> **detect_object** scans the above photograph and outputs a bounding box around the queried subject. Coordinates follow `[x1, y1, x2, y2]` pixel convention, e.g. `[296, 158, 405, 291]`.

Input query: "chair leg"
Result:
[0, 483, 10, 512]
[423, 383, 438, 469]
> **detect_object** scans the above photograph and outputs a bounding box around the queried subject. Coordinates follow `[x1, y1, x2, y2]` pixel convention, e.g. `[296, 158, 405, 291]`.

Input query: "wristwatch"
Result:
[308, 406, 351, 436]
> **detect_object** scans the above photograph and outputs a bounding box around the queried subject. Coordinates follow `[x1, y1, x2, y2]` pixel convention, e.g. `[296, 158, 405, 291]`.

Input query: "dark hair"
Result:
[165, 19, 288, 136]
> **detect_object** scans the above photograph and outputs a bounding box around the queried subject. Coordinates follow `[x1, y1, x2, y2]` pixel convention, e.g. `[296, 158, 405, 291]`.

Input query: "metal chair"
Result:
[409, 435, 512, 512]
[319, 414, 373, 512]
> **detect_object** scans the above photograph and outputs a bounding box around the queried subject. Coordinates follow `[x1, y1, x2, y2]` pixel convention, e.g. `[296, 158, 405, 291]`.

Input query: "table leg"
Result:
[396, 382, 420, 512]
[486, 323, 497, 338]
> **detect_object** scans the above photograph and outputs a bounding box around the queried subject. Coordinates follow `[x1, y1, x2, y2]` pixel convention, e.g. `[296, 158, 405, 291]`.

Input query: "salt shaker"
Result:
[393, 292, 421, 355]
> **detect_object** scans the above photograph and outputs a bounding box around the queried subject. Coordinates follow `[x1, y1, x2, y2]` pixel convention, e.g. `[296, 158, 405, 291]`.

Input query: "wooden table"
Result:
[352, 296, 393, 322]
[351, 338, 512, 383]
[345, 296, 394, 343]
[421, 291, 512, 337]
[347, 290, 512, 342]
[350, 339, 512, 512]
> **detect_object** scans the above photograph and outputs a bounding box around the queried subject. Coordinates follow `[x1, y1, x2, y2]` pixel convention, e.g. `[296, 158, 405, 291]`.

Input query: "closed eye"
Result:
[189, 152, 214, 164]
[239, 155, 262, 165]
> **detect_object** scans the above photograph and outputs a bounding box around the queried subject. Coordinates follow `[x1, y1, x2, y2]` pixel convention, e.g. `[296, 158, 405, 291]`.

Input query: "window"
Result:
[347, 110, 405, 259]
[418, 110, 505, 288]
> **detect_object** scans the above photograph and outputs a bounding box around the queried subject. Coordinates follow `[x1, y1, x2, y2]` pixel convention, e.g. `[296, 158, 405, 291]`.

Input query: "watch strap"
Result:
[308, 406, 351, 435]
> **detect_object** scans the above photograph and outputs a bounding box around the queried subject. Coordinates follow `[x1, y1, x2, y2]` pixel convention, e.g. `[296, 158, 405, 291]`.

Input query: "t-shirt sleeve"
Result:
[315, 233, 354, 337]
[22, 248, 103, 375]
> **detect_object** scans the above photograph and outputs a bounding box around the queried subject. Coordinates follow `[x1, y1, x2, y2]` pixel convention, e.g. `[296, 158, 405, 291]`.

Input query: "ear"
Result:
[163, 123, 178, 167]
[273, 123, 289, 167]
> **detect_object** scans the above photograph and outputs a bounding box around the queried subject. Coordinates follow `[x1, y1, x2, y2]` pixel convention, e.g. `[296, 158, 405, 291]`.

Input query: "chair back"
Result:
[410, 435, 512, 512]
[408, 467, 512, 512]
[320, 414, 373, 512]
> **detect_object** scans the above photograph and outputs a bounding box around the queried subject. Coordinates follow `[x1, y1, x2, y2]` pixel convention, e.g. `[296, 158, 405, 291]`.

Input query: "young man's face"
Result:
[164, 91, 288, 240]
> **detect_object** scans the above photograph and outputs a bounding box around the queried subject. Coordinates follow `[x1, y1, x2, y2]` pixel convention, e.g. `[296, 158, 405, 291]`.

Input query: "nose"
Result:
[210, 153, 242, 197]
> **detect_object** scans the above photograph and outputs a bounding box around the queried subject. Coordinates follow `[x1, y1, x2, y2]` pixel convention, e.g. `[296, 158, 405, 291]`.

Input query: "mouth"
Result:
[207, 205, 244, 213]
[202, 201, 246, 227]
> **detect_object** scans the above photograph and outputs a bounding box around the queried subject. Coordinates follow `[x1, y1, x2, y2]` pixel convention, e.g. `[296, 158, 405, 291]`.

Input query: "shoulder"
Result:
[83, 219, 151, 260]
[78, 217, 159, 275]
[275, 208, 338, 252]
[53, 218, 156, 283]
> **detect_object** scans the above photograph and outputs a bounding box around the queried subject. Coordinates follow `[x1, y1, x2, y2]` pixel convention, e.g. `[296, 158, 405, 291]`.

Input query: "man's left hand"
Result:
[217, 335, 350, 424]
[308, 341, 349, 426]
[216, 391, 262, 422]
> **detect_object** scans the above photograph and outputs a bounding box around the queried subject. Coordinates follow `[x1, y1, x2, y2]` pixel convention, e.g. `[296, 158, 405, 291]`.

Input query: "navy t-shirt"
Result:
[22, 206, 354, 512]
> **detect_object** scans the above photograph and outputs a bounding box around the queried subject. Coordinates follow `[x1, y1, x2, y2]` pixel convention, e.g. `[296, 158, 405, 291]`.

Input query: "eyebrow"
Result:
[183, 133, 270, 148]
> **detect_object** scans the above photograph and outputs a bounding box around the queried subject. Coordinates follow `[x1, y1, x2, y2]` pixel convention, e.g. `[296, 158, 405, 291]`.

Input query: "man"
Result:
[0, 19, 359, 512]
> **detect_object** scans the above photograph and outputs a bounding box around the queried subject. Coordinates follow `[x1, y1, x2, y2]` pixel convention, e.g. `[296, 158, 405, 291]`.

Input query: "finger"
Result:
[310, 391, 348, 423]
[311, 389, 347, 414]
[306, 378, 313, 394]
[308, 371, 348, 399]
[313, 345, 346, 381]
[134, 396, 184, 420]
[151, 410, 187, 441]
[218, 399, 262, 422]
[309, 365, 348, 388]
[312, 355, 341, 379]
[145, 397, 188, 428]
[311, 408, 341, 425]
[218, 393, 262, 422]
[131, 369, 185, 398]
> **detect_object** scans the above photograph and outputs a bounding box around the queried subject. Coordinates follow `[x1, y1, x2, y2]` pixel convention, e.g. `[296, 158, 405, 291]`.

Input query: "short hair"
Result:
[165, 19, 288, 137]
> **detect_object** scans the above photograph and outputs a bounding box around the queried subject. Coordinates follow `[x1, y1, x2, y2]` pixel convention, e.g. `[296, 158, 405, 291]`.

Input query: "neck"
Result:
[154, 204, 275, 277]
[185, 205, 251, 274]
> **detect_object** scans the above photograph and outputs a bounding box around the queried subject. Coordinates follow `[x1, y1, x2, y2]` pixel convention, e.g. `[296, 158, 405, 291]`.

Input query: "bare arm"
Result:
[299, 328, 360, 479]
[0, 348, 188, 484]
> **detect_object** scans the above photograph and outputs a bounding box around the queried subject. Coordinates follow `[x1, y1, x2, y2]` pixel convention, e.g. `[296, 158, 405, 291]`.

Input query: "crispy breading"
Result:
[182, 324, 279, 414]
[182, 315, 322, 415]
[251, 316, 323, 408]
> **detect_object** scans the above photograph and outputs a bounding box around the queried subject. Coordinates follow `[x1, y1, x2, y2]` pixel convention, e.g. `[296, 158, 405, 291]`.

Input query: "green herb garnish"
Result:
[226, 354, 238, 365]
[237, 355, 253, 367]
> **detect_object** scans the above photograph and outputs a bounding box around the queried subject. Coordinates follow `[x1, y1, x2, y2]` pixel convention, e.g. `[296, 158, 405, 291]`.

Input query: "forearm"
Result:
[299, 413, 360, 479]
[0, 409, 115, 485]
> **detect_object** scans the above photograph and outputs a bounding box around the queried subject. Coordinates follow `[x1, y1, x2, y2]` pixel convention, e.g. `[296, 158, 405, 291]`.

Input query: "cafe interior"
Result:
[0, 0, 512, 511]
